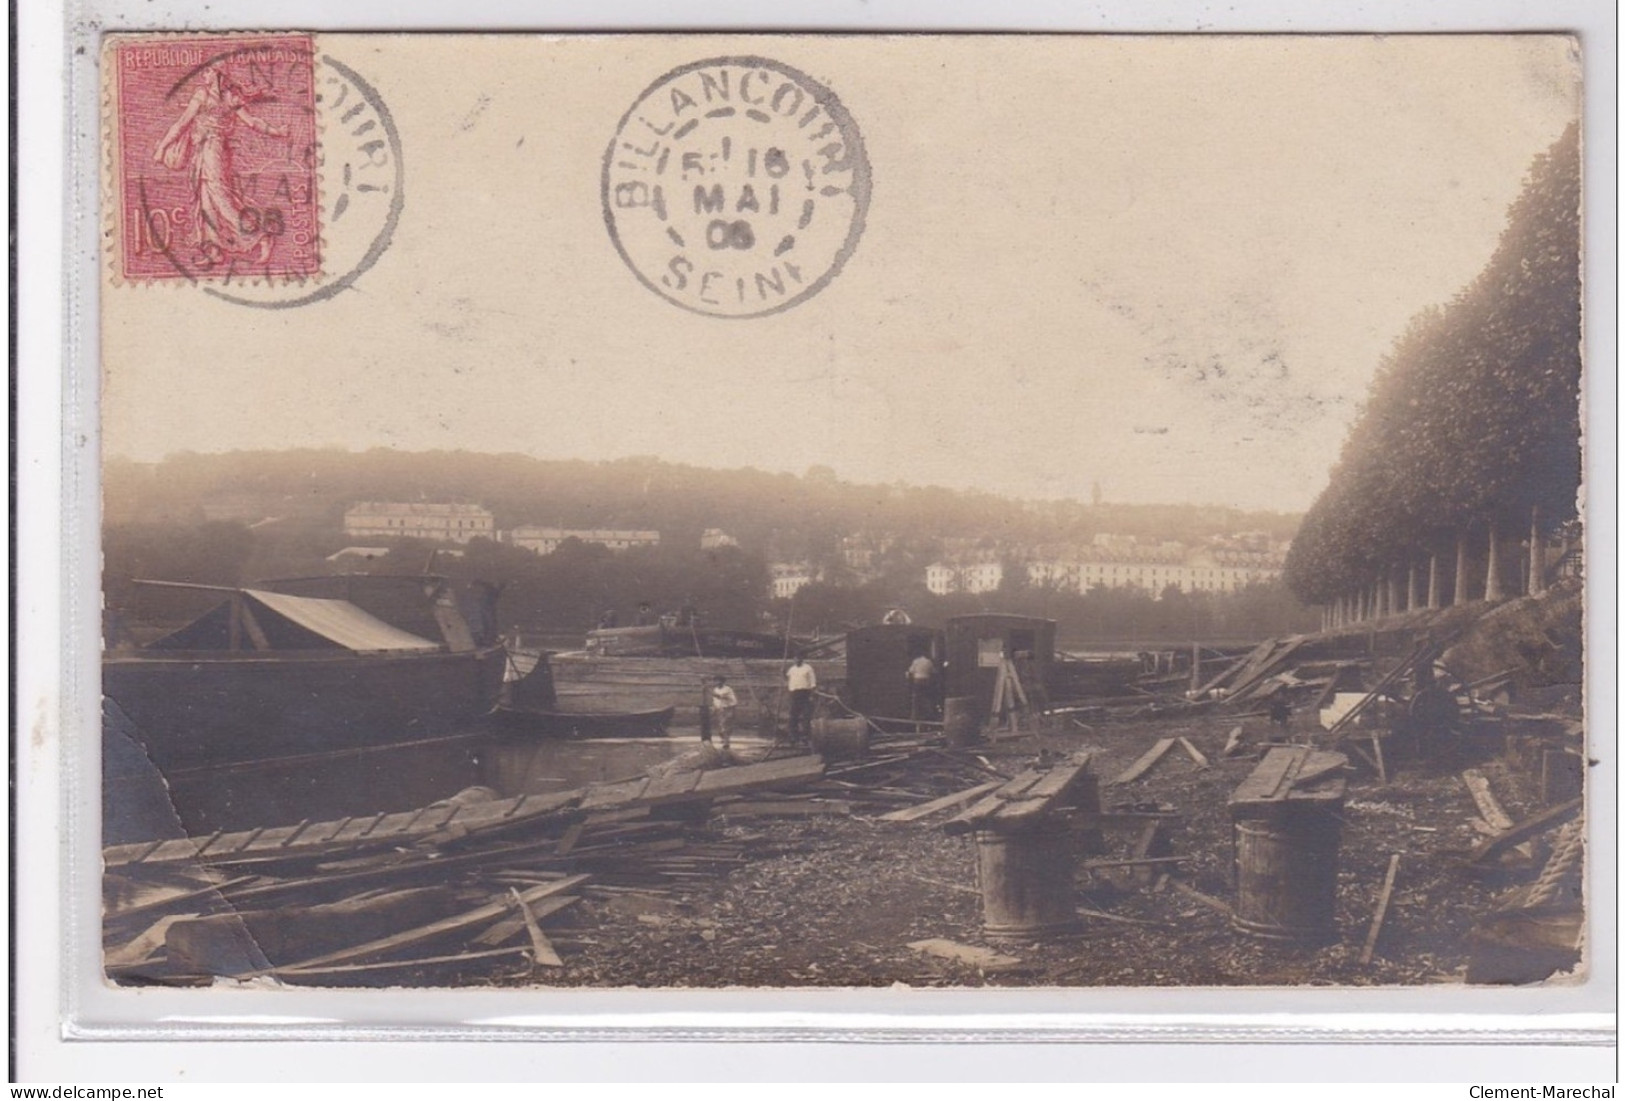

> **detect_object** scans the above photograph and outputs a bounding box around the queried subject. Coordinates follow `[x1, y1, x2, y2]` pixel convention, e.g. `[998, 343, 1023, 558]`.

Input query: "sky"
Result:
[101, 34, 1582, 512]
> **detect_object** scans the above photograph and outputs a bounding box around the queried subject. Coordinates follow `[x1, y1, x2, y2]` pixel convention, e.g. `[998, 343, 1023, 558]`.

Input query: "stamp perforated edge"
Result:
[101, 31, 329, 289]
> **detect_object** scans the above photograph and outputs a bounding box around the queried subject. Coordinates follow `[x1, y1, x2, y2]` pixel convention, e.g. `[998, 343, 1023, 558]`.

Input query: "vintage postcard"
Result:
[93, 32, 1591, 998]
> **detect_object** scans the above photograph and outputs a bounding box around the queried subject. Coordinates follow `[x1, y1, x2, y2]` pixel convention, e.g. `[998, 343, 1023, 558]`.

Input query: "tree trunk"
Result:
[1454, 532, 1471, 605]
[1427, 553, 1440, 609]
[1528, 505, 1545, 596]
[1389, 569, 1404, 615]
[1406, 558, 1419, 611]
[1375, 579, 1388, 619]
[1485, 522, 1505, 601]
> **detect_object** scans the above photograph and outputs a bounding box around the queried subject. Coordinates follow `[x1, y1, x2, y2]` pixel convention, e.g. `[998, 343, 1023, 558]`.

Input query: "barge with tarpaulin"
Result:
[102, 575, 508, 837]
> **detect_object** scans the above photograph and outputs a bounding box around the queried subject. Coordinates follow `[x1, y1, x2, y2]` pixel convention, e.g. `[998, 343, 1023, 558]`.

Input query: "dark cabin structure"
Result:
[944, 613, 1057, 723]
[845, 623, 946, 725]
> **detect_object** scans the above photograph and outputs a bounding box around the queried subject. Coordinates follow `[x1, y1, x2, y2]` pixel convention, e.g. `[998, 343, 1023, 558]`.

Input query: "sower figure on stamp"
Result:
[709, 675, 738, 751]
[154, 65, 289, 265]
[906, 652, 937, 732]
[785, 655, 817, 744]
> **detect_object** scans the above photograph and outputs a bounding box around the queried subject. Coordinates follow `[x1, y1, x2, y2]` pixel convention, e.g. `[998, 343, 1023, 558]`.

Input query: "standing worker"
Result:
[906, 652, 938, 731]
[785, 654, 817, 744]
[709, 674, 739, 750]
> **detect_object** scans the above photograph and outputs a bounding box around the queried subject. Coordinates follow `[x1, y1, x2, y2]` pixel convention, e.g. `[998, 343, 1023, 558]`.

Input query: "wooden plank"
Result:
[273, 946, 527, 980]
[1293, 751, 1350, 789]
[276, 875, 591, 972]
[1022, 755, 1096, 801]
[1084, 855, 1187, 870]
[470, 896, 583, 948]
[554, 821, 586, 857]
[992, 769, 1047, 800]
[1359, 854, 1402, 966]
[1167, 877, 1232, 916]
[692, 755, 826, 795]
[1467, 798, 1582, 867]
[942, 793, 1011, 836]
[1178, 737, 1209, 769]
[1221, 726, 1244, 758]
[989, 797, 1054, 827]
[578, 778, 651, 810]
[1110, 738, 1177, 785]
[1461, 769, 1516, 831]
[1229, 746, 1303, 805]
[878, 780, 1003, 823]
[641, 770, 703, 803]
[511, 888, 563, 968]
[721, 800, 852, 817]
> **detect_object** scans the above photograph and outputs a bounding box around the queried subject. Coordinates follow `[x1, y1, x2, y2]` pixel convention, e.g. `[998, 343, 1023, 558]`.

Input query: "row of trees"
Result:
[1283, 124, 1582, 623]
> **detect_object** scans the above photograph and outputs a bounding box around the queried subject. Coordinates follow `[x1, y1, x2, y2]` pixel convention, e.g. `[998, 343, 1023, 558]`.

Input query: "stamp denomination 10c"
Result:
[111, 34, 321, 283]
[603, 56, 871, 319]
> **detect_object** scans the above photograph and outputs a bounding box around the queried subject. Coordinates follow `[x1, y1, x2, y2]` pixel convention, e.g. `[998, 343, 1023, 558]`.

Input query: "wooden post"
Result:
[1427, 553, 1441, 609]
[1454, 532, 1471, 606]
[1485, 522, 1505, 601]
[1528, 505, 1545, 596]
[1190, 641, 1202, 693]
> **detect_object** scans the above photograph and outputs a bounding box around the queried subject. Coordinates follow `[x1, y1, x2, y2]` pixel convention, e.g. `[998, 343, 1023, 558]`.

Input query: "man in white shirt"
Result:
[785, 656, 817, 743]
[709, 674, 739, 749]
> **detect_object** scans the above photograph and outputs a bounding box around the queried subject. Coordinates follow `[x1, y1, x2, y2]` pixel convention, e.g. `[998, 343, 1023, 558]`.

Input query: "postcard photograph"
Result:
[94, 32, 1589, 994]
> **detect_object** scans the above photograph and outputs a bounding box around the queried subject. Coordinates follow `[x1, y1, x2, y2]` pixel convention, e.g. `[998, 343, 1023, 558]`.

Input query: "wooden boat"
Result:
[532, 647, 845, 728]
[103, 575, 508, 776]
[584, 622, 814, 658]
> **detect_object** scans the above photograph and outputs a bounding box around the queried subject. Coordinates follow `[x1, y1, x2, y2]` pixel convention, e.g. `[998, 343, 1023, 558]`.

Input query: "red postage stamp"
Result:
[110, 34, 321, 282]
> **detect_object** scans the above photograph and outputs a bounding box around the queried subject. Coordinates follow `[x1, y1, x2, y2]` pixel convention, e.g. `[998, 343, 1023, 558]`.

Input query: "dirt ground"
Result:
[496, 711, 1574, 989]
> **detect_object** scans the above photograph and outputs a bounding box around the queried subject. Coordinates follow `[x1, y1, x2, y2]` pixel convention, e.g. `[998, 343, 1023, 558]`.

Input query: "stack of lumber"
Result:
[103, 754, 826, 985]
[941, 752, 1098, 836]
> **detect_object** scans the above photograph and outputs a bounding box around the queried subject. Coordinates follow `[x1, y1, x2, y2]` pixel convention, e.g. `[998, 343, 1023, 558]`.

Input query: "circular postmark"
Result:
[602, 56, 870, 319]
[204, 54, 404, 309]
[119, 38, 403, 309]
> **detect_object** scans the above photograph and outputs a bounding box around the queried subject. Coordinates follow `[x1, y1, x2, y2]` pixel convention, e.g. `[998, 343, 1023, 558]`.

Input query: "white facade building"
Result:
[700, 528, 739, 550]
[771, 562, 819, 599]
[924, 559, 1005, 595]
[344, 502, 495, 544]
[509, 526, 661, 555]
[1024, 546, 1283, 596]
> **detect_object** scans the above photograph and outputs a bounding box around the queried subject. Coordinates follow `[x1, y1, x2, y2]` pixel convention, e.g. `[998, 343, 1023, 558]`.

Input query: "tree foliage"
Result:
[1285, 124, 1581, 604]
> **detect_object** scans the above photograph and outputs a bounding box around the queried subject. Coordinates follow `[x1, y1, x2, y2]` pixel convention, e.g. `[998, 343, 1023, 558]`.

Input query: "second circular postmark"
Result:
[602, 56, 871, 320]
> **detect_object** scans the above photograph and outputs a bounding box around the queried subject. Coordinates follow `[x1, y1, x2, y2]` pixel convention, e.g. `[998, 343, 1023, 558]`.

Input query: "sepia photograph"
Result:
[94, 31, 1589, 997]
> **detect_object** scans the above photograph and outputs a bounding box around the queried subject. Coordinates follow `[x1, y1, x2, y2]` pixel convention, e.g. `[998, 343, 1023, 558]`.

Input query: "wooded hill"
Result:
[103, 451, 1311, 642]
[105, 449, 1300, 556]
[1283, 124, 1582, 621]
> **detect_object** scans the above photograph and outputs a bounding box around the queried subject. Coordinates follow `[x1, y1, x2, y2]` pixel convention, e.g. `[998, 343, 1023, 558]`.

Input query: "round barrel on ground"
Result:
[1230, 802, 1343, 942]
[809, 716, 870, 760]
[974, 822, 1079, 940]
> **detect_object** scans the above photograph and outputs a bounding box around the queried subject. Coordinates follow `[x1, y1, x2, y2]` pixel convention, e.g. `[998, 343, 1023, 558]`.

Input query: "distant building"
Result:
[700, 528, 739, 550]
[509, 526, 660, 555]
[344, 502, 495, 544]
[924, 559, 1004, 595]
[1024, 542, 1284, 597]
[771, 562, 819, 599]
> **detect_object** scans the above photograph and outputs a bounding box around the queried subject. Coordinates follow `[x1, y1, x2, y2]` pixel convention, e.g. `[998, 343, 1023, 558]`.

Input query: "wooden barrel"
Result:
[943, 696, 979, 747]
[974, 823, 1078, 939]
[1231, 801, 1343, 942]
[810, 717, 869, 760]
